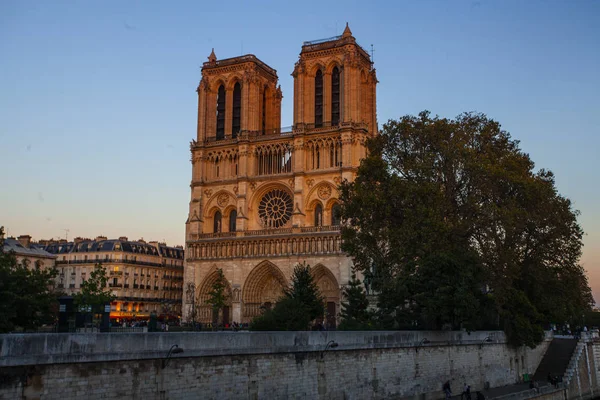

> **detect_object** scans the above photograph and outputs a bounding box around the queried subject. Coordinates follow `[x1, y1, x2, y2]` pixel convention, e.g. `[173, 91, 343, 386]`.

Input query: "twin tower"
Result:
[184, 25, 378, 326]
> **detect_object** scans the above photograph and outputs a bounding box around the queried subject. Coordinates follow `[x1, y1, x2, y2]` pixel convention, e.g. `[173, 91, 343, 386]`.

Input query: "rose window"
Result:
[258, 189, 293, 228]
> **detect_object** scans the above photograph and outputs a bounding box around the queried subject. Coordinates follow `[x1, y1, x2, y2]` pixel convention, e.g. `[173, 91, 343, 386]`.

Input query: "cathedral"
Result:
[184, 24, 377, 327]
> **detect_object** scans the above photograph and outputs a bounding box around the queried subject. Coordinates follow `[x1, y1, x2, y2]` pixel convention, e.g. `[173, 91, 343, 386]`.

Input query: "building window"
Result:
[314, 203, 323, 226]
[332, 203, 342, 226]
[314, 70, 323, 128]
[229, 210, 237, 232]
[216, 84, 226, 140]
[232, 82, 241, 138]
[332, 67, 340, 125]
[214, 211, 222, 233]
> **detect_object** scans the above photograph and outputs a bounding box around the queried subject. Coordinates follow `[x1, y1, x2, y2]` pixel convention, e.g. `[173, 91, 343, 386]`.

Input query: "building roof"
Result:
[2, 238, 57, 259]
[43, 238, 184, 259]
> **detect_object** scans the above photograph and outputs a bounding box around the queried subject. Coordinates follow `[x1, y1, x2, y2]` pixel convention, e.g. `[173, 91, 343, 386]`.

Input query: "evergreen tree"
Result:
[251, 261, 324, 331]
[284, 261, 325, 321]
[206, 268, 229, 328]
[339, 270, 372, 330]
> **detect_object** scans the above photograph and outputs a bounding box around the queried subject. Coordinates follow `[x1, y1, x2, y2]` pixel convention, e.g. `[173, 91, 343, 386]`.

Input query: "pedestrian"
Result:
[462, 383, 471, 400]
[443, 381, 452, 399]
[476, 391, 485, 400]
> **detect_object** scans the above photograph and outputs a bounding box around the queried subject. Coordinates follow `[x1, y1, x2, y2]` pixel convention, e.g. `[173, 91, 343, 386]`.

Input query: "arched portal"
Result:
[242, 261, 288, 322]
[311, 264, 340, 329]
[196, 269, 233, 324]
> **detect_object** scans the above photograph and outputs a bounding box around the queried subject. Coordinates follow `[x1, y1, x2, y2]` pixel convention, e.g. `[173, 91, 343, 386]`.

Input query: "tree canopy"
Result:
[206, 268, 229, 327]
[74, 263, 115, 313]
[339, 111, 593, 347]
[339, 270, 373, 330]
[0, 227, 60, 333]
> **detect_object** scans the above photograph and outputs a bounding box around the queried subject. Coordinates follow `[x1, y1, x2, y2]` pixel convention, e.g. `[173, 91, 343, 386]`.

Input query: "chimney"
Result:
[74, 237, 84, 244]
[95, 235, 107, 241]
[175, 245, 183, 249]
[138, 238, 146, 244]
[118, 236, 128, 241]
[59, 239, 67, 244]
[18, 235, 32, 248]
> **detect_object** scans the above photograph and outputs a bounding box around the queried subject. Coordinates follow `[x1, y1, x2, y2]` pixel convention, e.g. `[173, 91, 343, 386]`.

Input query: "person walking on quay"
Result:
[461, 383, 471, 400]
[443, 380, 452, 399]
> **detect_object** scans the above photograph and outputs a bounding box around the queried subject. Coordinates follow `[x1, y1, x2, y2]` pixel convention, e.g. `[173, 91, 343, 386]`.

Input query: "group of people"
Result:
[443, 381, 485, 400]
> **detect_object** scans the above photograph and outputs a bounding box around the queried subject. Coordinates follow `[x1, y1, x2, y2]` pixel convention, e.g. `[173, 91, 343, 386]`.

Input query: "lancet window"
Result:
[232, 82, 241, 138]
[315, 70, 323, 128]
[213, 211, 222, 233]
[216, 85, 226, 140]
[306, 137, 342, 170]
[331, 67, 340, 125]
[331, 203, 341, 226]
[229, 210, 237, 232]
[255, 143, 293, 175]
[314, 203, 323, 227]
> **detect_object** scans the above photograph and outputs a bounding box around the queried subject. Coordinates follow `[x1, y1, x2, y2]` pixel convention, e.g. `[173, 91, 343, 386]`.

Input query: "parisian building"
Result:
[43, 236, 184, 321]
[184, 24, 377, 326]
[2, 234, 57, 269]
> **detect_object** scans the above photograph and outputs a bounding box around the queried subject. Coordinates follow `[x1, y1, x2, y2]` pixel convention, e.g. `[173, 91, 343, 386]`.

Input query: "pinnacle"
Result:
[342, 22, 352, 38]
[208, 48, 217, 63]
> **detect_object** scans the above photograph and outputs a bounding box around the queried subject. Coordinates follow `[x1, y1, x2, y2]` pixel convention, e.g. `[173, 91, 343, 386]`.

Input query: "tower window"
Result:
[232, 82, 241, 138]
[216, 85, 226, 140]
[213, 211, 222, 233]
[315, 203, 323, 227]
[229, 210, 237, 232]
[332, 67, 340, 125]
[332, 203, 342, 226]
[315, 70, 323, 128]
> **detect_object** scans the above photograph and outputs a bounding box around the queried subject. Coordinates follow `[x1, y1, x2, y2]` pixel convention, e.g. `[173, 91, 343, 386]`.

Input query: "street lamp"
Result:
[415, 338, 430, 352]
[320, 340, 339, 359]
[479, 336, 493, 349]
[162, 344, 184, 369]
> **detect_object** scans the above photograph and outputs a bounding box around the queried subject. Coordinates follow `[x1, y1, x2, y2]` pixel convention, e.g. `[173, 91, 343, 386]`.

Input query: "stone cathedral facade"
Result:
[184, 25, 377, 326]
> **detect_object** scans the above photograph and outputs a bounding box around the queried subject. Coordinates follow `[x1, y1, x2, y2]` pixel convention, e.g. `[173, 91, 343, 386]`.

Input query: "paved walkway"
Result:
[448, 382, 558, 400]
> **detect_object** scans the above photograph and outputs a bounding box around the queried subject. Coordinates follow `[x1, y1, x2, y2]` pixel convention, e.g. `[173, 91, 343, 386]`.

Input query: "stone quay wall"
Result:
[0, 331, 551, 400]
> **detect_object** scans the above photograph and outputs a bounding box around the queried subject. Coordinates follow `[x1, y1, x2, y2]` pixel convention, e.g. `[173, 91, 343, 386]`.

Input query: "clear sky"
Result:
[1, 1, 599, 299]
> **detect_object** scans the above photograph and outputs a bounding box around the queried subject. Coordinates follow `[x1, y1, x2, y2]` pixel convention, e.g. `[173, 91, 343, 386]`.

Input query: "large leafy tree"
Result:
[340, 111, 593, 346]
[74, 263, 115, 313]
[0, 227, 60, 332]
[251, 262, 324, 331]
[206, 268, 229, 327]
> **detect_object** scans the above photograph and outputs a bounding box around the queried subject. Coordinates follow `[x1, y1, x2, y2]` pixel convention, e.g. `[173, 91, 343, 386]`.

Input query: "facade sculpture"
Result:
[184, 24, 377, 326]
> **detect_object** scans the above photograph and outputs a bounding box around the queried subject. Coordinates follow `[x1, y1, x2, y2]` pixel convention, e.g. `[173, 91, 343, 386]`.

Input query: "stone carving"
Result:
[233, 185, 239, 195]
[318, 185, 332, 200]
[217, 193, 229, 207]
[204, 189, 213, 197]
[288, 178, 295, 189]
[249, 182, 256, 191]
[306, 179, 315, 188]
[333, 176, 342, 185]
[233, 288, 241, 302]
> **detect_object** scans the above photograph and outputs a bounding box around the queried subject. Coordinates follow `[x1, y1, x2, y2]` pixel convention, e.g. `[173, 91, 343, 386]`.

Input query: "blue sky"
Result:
[1, 0, 599, 299]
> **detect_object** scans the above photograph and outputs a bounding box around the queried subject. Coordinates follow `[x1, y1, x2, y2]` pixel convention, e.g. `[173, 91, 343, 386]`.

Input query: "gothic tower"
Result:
[185, 25, 377, 326]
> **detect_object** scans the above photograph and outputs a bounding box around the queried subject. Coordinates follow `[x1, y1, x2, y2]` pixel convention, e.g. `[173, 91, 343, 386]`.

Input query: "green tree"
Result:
[339, 111, 593, 347]
[0, 227, 60, 332]
[339, 270, 373, 330]
[206, 268, 229, 328]
[74, 263, 115, 314]
[251, 262, 325, 331]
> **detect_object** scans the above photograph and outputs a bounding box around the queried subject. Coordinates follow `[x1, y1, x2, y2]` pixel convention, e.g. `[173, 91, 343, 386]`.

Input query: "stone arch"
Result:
[305, 182, 338, 209]
[242, 260, 288, 322]
[196, 268, 233, 323]
[204, 190, 236, 218]
[326, 59, 343, 74]
[309, 61, 326, 77]
[211, 78, 227, 93]
[311, 264, 340, 329]
[226, 73, 243, 91]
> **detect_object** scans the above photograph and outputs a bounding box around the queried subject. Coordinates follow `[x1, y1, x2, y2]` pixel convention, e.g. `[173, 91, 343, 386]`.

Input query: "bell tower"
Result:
[185, 26, 377, 326]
